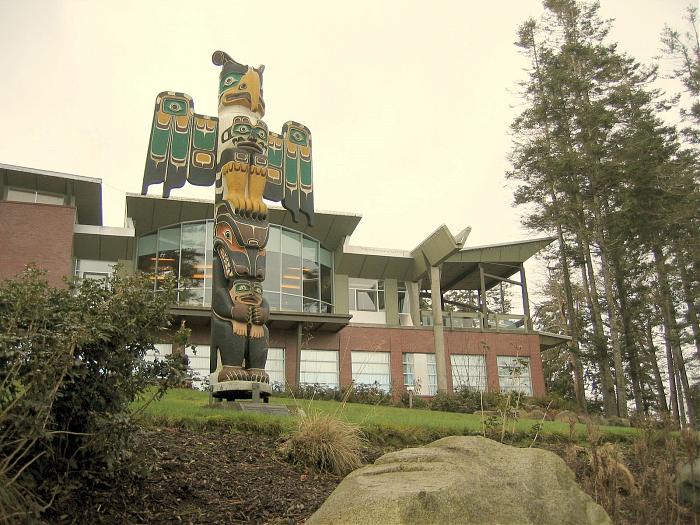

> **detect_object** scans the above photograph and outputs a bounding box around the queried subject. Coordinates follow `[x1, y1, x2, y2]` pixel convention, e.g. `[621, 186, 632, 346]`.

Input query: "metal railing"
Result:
[420, 310, 528, 331]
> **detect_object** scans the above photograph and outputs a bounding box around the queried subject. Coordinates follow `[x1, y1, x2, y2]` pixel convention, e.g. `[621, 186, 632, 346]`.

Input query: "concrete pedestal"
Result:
[211, 380, 272, 401]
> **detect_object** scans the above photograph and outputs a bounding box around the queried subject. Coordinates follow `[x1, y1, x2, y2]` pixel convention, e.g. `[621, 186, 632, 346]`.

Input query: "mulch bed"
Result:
[62, 427, 342, 525]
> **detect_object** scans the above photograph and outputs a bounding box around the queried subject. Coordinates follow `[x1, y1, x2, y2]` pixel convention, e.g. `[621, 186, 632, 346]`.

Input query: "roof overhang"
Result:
[73, 224, 135, 261]
[423, 236, 556, 291]
[168, 305, 352, 333]
[126, 193, 361, 251]
[0, 163, 102, 225]
[538, 331, 572, 350]
[335, 225, 471, 281]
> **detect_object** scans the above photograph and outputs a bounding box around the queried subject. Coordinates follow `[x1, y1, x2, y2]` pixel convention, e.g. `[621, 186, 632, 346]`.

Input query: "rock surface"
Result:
[677, 457, 700, 511]
[307, 436, 611, 525]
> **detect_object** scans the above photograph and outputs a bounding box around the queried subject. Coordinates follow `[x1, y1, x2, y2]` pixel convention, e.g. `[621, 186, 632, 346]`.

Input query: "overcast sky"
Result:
[0, 0, 692, 257]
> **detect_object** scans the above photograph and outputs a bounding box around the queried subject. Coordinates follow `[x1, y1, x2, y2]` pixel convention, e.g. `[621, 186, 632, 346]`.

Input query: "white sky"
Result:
[0, 0, 692, 256]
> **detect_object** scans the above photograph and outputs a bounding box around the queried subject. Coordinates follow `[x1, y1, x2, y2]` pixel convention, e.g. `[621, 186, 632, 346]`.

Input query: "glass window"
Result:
[186, 344, 211, 390]
[264, 291, 281, 311]
[136, 222, 334, 313]
[179, 222, 206, 306]
[302, 237, 319, 299]
[281, 230, 301, 297]
[266, 348, 286, 391]
[403, 353, 436, 395]
[349, 278, 385, 312]
[266, 226, 281, 293]
[6, 188, 36, 203]
[451, 354, 487, 392]
[352, 351, 391, 392]
[403, 353, 415, 389]
[137, 233, 157, 288]
[426, 354, 437, 396]
[156, 226, 181, 290]
[497, 356, 532, 395]
[6, 188, 64, 205]
[320, 247, 333, 308]
[300, 349, 339, 387]
[144, 343, 172, 363]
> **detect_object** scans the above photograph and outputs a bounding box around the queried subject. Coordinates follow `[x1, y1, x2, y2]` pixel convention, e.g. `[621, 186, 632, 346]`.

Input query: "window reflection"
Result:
[136, 222, 333, 313]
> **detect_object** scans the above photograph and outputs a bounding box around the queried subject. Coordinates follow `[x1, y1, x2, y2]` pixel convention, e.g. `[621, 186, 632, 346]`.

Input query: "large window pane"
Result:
[352, 351, 391, 392]
[300, 350, 338, 387]
[265, 226, 281, 294]
[302, 237, 319, 302]
[179, 222, 206, 306]
[497, 356, 532, 395]
[156, 227, 181, 290]
[137, 233, 157, 288]
[320, 248, 333, 307]
[451, 354, 487, 392]
[281, 230, 301, 296]
[266, 348, 286, 391]
[186, 345, 211, 390]
[403, 353, 437, 395]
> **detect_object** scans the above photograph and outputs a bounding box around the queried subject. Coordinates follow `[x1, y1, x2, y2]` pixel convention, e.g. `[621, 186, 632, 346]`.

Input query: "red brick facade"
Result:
[186, 322, 546, 397]
[0, 201, 76, 288]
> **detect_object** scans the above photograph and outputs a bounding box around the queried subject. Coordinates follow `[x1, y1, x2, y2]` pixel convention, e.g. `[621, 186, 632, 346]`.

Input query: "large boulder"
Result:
[308, 436, 611, 525]
[677, 457, 700, 510]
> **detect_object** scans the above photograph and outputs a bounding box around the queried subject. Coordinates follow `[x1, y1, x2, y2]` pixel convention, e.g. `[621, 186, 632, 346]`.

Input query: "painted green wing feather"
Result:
[142, 91, 218, 197]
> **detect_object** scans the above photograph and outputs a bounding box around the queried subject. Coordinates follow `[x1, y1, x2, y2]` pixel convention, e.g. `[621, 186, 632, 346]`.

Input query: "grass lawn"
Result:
[133, 388, 638, 445]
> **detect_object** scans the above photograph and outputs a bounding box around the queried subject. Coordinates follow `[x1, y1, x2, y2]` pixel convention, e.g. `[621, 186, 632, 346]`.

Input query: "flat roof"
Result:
[126, 193, 362, 251]
[0, 163, 103, 225]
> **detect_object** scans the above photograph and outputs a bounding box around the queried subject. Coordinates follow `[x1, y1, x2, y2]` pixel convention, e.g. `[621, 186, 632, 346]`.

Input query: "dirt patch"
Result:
[57, 427, 341, 525]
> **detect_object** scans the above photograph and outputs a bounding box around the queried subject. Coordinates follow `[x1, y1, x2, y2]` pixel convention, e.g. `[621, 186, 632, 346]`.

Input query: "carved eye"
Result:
[224, 230, 232, 241]
[257, 130, 265, 139]
[239, 83, 247, 89]
[169, 102, 181, 111]
[224, 76, 235, 86]
[293, 131, 304, 141]
[254, 285, 262, 295]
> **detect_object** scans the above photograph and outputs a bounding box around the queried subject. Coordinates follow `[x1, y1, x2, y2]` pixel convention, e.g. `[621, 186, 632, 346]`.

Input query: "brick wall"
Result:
[0, 201, 76, 288]
[184, 320, 546, 397]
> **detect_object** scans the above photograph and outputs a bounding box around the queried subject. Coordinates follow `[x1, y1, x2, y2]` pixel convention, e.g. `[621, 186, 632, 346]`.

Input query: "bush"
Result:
[341, 383, 393, 406]
[280, 412, 365, 475]
[394, 389, 429, 409]
[0, 267, 185, 521]
[428, 392, 468, 413]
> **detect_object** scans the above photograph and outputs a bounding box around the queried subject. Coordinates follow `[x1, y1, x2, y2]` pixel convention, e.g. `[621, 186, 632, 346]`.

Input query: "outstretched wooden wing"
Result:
[264, 121, 314, 225]
[142, 91, 218, 198]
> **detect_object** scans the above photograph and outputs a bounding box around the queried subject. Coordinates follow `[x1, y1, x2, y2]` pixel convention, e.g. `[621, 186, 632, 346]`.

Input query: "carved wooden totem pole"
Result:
[141, 51, 315, 400]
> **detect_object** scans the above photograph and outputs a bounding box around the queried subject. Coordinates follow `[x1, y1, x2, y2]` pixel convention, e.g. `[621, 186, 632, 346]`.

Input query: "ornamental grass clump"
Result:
[281, 412, 365, 475]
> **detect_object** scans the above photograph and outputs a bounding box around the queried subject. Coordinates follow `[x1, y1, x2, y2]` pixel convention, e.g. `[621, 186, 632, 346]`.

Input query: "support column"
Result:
[430, 265, 449, 393]
[519, 263, 532, 331]
[407, 281, 421, 326]
[479, 263, 487, 328]
[295, 322, 303, 386]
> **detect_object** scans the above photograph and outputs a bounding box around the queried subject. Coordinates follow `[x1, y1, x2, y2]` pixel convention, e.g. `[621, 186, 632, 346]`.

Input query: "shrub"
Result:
[280, 412, 365, 475]
[0, 267, 185, 521]
[394, 389, 429, 409]
[341, 383, 393, 406]
[429, 392, 467, 413]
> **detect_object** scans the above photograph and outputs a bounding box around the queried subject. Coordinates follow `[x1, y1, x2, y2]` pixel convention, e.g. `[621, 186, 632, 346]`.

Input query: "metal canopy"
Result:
[126, 193, 361, 251]
[0, 163, 103, 226]
[73, 224, 135, 262]
[539, 331, 572, 350]
[169, 305, 352, 333]
[421, 237, 556, 291]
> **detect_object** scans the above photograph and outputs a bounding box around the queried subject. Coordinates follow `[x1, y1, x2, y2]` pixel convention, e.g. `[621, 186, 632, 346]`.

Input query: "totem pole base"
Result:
[210, 380, 272, 402]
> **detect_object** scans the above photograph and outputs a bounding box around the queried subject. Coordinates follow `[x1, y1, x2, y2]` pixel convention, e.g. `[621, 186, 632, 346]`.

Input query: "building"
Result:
[0, 162, 569, 398]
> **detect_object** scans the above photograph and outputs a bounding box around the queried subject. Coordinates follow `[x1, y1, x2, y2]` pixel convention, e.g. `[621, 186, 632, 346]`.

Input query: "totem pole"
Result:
[141, 51, 315, 400]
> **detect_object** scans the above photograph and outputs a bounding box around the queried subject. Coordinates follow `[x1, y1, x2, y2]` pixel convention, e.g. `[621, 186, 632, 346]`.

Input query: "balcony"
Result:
[420, 310, 529, 331]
